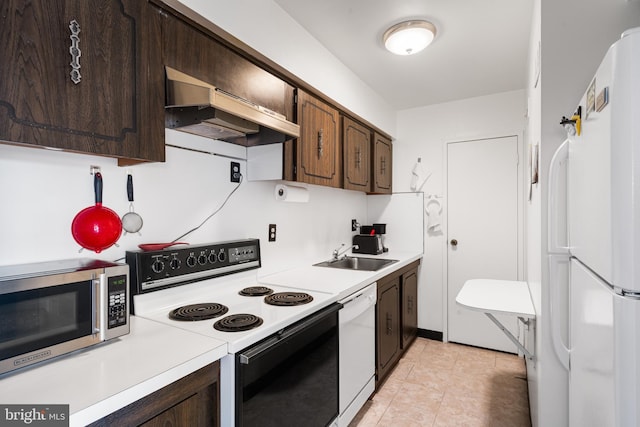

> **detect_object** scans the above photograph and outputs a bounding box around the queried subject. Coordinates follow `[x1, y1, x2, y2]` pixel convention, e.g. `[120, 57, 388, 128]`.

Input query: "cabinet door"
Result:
[371, 132, 392, 193]
[295, 90, 341, 188]
[402, 268, 418, 349]
[342, 116, 371, 192]
[376, 277, 400, 384]
[0, 0, 164, 163]
[89, 362, 219, 427]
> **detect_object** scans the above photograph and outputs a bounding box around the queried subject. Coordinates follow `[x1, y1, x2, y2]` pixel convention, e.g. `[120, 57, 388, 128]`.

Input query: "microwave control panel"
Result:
[107, 275, 128, 329]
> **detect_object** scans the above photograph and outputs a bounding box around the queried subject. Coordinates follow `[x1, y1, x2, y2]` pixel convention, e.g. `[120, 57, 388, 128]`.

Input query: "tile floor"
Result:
[349, 337, 531, 427]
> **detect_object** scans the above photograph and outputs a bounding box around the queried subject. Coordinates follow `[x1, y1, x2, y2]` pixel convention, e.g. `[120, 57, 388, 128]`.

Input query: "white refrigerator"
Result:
[548, 27, 640, 427]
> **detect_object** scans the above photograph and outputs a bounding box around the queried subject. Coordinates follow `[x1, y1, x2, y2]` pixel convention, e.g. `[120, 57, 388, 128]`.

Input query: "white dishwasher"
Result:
[338, 282, 377, 426]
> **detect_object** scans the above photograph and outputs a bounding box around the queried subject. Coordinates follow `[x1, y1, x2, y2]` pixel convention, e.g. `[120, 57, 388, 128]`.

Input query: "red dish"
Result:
[138, 242, 188, 251]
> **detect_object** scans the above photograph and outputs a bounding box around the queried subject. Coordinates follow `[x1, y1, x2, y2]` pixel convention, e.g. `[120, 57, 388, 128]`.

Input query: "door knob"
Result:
[450, 239, 458, 246]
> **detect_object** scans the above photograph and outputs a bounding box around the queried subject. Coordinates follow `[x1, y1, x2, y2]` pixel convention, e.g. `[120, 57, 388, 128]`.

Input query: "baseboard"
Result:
[417, 328, 443, 341]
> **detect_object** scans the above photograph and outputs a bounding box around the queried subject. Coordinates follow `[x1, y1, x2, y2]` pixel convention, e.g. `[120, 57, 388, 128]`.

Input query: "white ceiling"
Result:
[273, 0, 533, 110]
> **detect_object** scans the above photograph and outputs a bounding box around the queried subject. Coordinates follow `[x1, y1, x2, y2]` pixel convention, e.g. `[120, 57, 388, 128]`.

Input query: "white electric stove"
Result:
[126, 239, 340, 427]
[132, 273, 336, 352]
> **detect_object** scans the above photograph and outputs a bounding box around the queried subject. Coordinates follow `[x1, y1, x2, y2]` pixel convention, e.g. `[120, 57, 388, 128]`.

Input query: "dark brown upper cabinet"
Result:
[159, 9, 294, 124]
[342, 116, 371, 192]
[0, 0, 165, 165]
[290, 90, 342, 188]
[371, 132, 393, 194]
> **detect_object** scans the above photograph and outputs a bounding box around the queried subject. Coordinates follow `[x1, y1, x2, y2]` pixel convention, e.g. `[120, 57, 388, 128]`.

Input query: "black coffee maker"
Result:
[352, 223, 387, 255]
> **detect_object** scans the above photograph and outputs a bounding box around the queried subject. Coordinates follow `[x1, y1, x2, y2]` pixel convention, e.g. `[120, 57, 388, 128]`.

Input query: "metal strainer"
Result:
[122, 174, 143, 235]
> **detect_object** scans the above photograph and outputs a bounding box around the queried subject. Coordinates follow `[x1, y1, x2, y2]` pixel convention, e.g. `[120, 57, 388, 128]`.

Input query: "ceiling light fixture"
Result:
[383, 20, 437, 56]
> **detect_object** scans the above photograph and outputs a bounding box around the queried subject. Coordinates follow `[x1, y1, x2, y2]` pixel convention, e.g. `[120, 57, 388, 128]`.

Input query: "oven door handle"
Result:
[239, 303, 341, 365]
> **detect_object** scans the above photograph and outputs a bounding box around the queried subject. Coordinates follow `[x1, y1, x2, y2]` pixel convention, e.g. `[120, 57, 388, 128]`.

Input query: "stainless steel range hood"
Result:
[164, 66, 300, 145]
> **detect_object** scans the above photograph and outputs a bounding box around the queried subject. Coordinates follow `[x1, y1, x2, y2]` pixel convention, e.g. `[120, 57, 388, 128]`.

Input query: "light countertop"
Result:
[0, 250, 422, 425]
[259, 251, 423, 299]
[0, 316, 227, 426]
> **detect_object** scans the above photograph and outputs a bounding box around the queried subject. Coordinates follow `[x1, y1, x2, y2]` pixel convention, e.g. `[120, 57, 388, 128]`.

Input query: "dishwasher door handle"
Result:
[339, 290, 376, 325]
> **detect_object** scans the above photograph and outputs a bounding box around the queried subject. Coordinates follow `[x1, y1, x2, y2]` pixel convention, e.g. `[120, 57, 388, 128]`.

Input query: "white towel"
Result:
[425, 197, 442, 232]
[410, 160, 431, 191]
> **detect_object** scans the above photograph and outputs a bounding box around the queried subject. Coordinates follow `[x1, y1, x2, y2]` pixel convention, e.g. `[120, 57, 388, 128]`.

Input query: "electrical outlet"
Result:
[352, 219, 359, 232]
[230, 162, 241, 183]
[268, 224, 277, 242]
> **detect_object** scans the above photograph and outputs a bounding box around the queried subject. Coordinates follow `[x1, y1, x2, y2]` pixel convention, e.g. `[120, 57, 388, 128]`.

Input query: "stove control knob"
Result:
[186, 254, 197, 268]
[217, 249, 226, 262]
[198, 253, 207, 266]
[208, 251, 217, 263]
[151, 259, 165, 274]
[169, 257, 181, 270]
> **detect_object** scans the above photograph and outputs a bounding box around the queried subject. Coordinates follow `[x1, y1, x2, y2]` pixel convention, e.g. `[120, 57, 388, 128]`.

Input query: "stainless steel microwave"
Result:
[0, 258, 130, 375]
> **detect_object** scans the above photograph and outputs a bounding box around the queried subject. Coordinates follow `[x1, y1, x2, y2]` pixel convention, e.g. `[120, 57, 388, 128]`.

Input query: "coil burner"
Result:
[264, 292, 314, 306]
[213, 314, 264, 332]
[239, 286, 274, 297]
[169, 303, 229, 321]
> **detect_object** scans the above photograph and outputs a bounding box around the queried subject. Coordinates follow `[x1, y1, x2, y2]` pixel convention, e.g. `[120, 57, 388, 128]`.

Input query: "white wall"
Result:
[395, 90, 526, 332]
[0, 134, 366, 275]
[526, 1, 640, 426]
[524, 1, 544, 426]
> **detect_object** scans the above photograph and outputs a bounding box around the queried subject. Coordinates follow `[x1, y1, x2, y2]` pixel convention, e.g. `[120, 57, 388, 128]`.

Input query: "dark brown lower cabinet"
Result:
[402, 268, 418, 349]
[89, 362, 219, 427]
[376, 275, 401, 384]
[375, 260, 420, 389]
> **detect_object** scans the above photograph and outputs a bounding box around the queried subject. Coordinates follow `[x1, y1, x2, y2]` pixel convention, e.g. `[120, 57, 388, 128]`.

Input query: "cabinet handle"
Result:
[317, 129, 324, 158]
[407, 296, 413, 313]
[356, 148, 361, 168]
[69, 20, 82, 84]
[386, 312, 392, 334]
[381, 158, 386, 175]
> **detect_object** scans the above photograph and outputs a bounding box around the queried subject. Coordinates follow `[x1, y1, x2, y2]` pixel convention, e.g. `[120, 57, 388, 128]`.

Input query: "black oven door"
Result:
[0, 280, 95, 370]
[236, 303, 340, 427]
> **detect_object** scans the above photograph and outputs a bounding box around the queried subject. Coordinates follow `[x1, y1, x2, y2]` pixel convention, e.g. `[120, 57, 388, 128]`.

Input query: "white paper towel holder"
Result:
[274, 183, 309, 203]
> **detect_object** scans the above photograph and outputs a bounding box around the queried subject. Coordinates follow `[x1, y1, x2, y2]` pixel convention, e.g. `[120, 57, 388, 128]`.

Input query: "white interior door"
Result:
[447, 136, 520, 352]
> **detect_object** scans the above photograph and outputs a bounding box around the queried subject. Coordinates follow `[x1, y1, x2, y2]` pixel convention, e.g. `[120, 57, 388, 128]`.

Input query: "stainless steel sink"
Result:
[313, 256, 398, 271]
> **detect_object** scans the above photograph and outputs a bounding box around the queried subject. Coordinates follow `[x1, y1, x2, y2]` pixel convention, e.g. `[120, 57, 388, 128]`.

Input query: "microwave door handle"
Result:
[93, 277, 101, 335]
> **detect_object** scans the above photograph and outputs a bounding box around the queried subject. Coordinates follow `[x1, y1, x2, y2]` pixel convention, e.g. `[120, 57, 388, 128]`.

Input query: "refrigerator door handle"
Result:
[547, 139, 571, 254]
[548, 254, 570, 370]
[547, 139, 571, 371]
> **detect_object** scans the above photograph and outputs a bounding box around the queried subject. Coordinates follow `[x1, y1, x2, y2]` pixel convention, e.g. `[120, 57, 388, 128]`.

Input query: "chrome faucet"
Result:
[332, 243, 359, 261]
